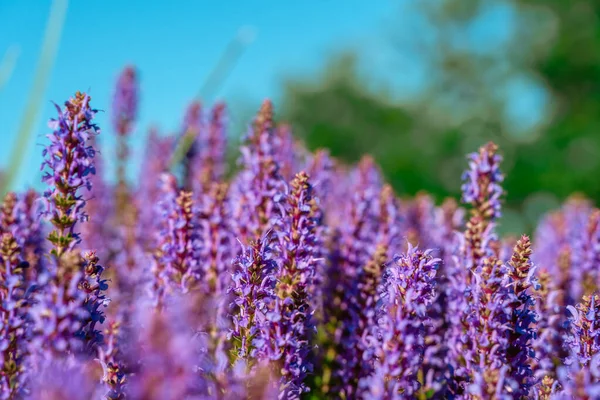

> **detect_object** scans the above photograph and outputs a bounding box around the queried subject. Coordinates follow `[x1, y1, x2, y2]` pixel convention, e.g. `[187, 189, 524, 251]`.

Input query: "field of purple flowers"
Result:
[1, 66, 599, 399]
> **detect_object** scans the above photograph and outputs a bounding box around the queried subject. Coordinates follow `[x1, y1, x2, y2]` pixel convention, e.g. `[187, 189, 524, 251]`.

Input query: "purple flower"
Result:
[273, 124, 300, 181]
[466, 257, 511, 397]
[98, 320, 126, 400]
[34, 93, 109, 360]
[189, 103, 229, 195]
[112, 66, 138, 137]
[122, 295, 212, 400]
[80, 141, 113, 263]
[29, 251, 108, 361]
[230, 100, 287, 243]
[29, 360, 103, 400]
[324, 155, 383, 397]
[360, 245, 439, 399]
[0, 233, 30, 398]
[151, 173, 202, 303]
[532, 268, 564, 380]
[136, 129, 176, 251]
[229, 235, 277, 364]
[404, 192, 436, 249]
[2, 190, 45, 284]
[40, 92, 99, 258]
[197, 182, 236, 296]
[565, 293, 600, 368]
[461, 141, 503, 222]
[554, 352, 600, 399]
[505, 235, 538, 397]
[270, 171, 323, 398]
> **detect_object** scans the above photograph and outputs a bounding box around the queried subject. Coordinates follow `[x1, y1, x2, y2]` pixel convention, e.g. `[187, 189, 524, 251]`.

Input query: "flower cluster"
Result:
[7, 70, 600, 399]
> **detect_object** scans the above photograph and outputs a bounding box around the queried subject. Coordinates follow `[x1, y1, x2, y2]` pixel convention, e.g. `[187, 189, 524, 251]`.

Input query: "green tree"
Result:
[280, 0, 600, 232]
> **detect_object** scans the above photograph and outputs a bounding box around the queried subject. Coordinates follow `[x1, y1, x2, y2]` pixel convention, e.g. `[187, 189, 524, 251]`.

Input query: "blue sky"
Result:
[0, 0, 395, 190]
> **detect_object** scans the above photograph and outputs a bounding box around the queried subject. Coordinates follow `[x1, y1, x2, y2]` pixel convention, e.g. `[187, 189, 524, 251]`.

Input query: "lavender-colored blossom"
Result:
[0, 233, 29, 399]
[404, 192, 436, 249]
[533, 196, 592, 305]
[271, 171, 322, 398]
[29, 250, 108, 361]
[112, 66, 138, 137]
[274, 124, 299, 181]
[28, 360, 103, 400]
[461, 141, 503, 222]
[230, 100, 287, 243]
[325, 155, 383, 397]
[466, 257, 511, 398]
[564, 293, 600, 368]
[179, 101, 203, 189]
[2, 191, 45, 284]
[136, 129, 175, 251]
[151, 173, 202, 303]
[360, 245, 439, 399]
[197, 182, 235, 296]
[40, 91, 99, 258]
[33, 92, 109, 360]
[531, 268, 564, 380]
[505, 235, 538, 397]
[229, 235, 277, 364]
[98, 320, 126, 400]
[554, 352, 600, 399]
[444, 146, 505, 396]
[123, 295, 213, 400]
[189, 103, 228, 194]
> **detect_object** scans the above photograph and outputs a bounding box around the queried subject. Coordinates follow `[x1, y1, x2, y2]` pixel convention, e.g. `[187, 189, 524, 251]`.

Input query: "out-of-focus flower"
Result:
[151, 173, 202, 304]
[28, 360, 103, 400]
[555, 353, 600, 399]
[461, 141, 503, 222]
[112, 66, 138, 137]
[325, 155, 383, 397]
[565, 293, 600, 368]
[0, 233, 29, 399]
[360, 245, 439, 399]
[137, 128, 175, 251]
[189, 103, 228, 195]
[531, 268, 564, 380]
[230, 100, 287, 243]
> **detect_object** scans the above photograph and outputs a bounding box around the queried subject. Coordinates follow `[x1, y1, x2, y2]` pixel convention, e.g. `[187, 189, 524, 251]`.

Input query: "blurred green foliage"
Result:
[280, 0, 600, 233]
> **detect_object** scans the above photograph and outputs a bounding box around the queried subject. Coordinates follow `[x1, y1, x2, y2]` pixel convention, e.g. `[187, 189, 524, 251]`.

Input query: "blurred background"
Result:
[0, 0, 597, 235]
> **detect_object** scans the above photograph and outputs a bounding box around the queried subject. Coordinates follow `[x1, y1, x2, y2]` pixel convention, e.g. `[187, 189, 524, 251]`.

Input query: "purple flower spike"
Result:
[0, 233, 29, 398]
[230, 100, 287, 243]
[565, 293, 600, 368]
[360, 244, 439, 399]
[2, 190, 45, 284]
[466, 257, 511, 397]
[190, 103, 228, 194]
[505, 235, 538, 397]
[41, 92, 99, 258]
[29, 360, 102, 400]
[198, 182, 235, 296]
[137, 128, 175, 251]
[532, 268, 564, 380]
[229, 235, 277, 364]
[112, 66, 138, 137]
[151, 173, 202, 303]
[272, 171, 323, 399]
[461, 141, 503, 222]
